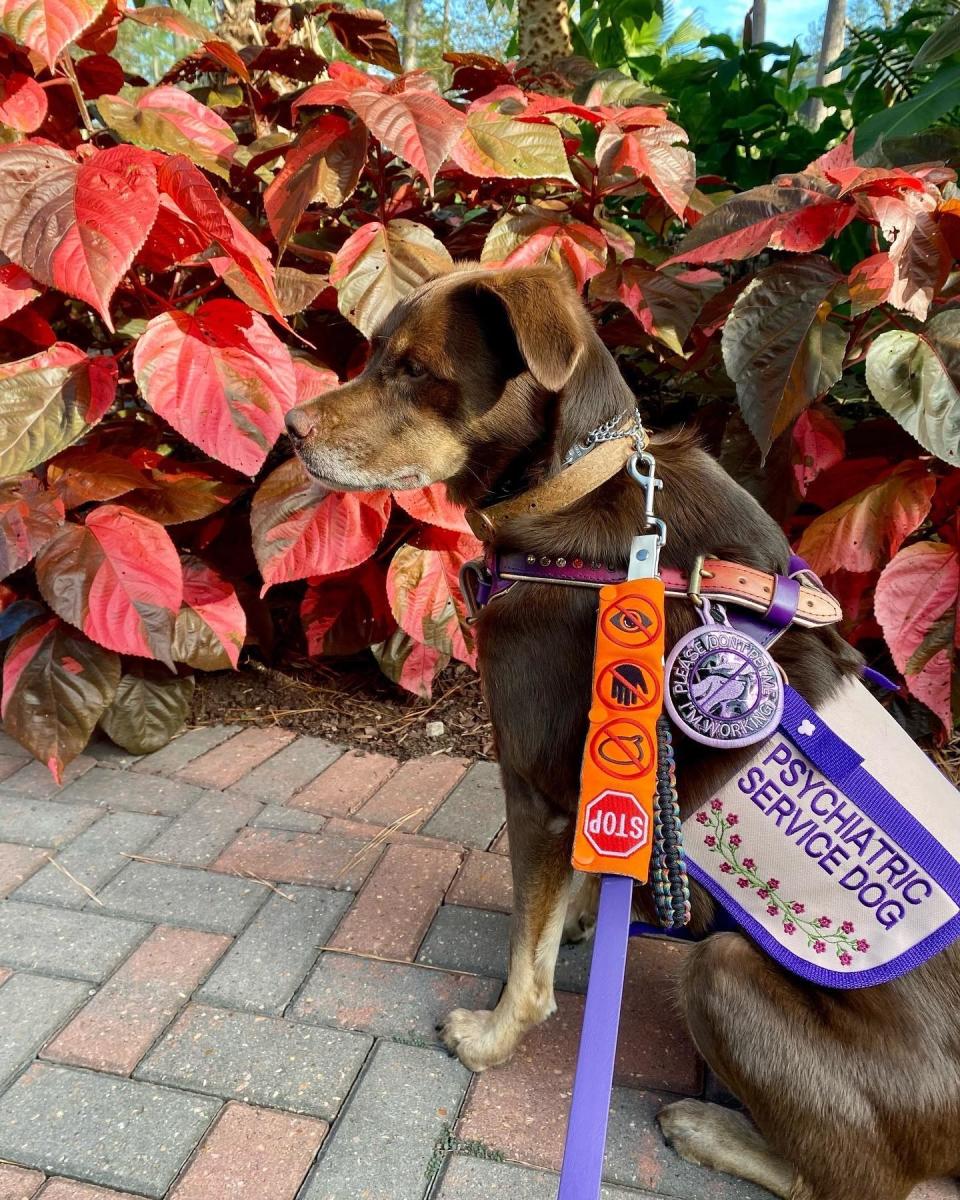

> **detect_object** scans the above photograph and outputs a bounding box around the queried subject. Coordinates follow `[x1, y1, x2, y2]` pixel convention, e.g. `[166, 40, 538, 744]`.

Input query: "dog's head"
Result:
[285, 265, 626, 499]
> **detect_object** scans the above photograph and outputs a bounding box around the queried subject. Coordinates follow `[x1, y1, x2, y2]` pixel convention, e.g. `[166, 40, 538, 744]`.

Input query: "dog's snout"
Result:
[285, 408, 315, 441]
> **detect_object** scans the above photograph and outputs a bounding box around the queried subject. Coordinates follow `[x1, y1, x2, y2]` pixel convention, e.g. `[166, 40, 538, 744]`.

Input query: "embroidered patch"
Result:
[683, 680, 960, 988]
[665, 623, 783, 748]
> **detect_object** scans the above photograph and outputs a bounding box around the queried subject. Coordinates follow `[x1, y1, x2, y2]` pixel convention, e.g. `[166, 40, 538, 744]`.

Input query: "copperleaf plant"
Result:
[0, 3, 956, 779]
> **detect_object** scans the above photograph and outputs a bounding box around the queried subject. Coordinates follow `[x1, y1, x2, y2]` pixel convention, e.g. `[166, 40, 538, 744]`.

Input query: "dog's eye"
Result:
[403, 360, 428, 380]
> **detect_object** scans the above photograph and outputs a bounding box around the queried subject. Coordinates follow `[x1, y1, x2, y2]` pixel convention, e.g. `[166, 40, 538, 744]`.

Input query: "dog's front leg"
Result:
[441, 767, 574, 1071]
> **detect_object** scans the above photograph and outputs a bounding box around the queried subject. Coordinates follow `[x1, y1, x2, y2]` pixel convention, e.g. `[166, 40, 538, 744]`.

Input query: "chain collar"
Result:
[562, 408, 646, 468]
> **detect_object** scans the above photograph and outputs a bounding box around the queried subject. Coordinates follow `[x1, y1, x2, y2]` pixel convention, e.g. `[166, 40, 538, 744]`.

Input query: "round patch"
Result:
[665, 624, 783, 748]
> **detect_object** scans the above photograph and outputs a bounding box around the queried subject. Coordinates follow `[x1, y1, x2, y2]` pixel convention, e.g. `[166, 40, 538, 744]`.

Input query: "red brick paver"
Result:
[37, 1183, 142, 1200]
[323, 816, 461, 854]
[175, 729, 294, 790]
[447, 851, 513, 913]
[352, 756, 468, 830]
[170, 1103, 326, 1200]
[329, 843, 462, 960]
[0, 843, 48, 898]
[212, 827, 380, 891]
[0, 1165, 44, 1200]
[43, 926, 231, 1075]
[287, 751, 398, 816]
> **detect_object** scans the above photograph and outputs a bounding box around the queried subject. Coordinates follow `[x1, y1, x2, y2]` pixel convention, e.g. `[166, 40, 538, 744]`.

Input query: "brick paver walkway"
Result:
[0, 726, 956, 1200]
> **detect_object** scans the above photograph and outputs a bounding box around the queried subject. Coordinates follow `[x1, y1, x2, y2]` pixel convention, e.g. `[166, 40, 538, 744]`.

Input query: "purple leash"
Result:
[557, 874, 634, 1200]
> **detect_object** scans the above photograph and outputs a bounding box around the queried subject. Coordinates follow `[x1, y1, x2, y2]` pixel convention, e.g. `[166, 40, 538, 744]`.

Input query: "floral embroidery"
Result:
[697, 805, 870, 967]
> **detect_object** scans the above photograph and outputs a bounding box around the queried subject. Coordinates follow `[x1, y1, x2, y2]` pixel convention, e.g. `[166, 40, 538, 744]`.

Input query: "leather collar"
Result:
[465, 424, 642, 541]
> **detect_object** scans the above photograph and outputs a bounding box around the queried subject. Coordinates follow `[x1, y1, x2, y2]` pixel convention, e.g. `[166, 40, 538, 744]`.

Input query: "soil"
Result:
[191, 655, 495, 761]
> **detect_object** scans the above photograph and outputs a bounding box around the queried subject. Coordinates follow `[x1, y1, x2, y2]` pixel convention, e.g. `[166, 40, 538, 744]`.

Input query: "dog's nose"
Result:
[285, 408, 315, 441]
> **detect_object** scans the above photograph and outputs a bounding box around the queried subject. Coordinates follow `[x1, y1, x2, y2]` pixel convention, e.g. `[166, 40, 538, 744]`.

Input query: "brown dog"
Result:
[286, 265, 960, 1200]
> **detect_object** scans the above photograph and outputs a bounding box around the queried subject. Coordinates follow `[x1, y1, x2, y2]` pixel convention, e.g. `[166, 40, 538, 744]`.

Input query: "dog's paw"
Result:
[440, 1008, 514, 1072]
[657, 1100, 753, 1170]
[562, 910, 596, 945]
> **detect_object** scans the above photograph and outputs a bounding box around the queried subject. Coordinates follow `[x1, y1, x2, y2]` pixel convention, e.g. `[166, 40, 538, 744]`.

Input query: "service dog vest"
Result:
[684, 677, 960, 988]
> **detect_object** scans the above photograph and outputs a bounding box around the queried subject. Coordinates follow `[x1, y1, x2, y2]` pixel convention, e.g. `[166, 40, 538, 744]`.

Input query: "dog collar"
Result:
[464, 411, 645, 540]
[460, 552, 844, 635]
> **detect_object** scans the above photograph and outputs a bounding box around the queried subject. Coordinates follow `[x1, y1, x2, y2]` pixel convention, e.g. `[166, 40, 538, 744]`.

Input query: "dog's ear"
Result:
[455, 267, 587, 392]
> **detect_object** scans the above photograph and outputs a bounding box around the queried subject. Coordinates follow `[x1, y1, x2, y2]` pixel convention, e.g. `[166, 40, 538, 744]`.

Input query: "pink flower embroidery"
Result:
[729, 834, 742, 847]
[839, 952, 853, 966]
[726, 813, 739, 825]
[817, 916, 832, 928]
[841, 921, 855, 934]
[711, 799, 723, 811]
[813, 940, 826, 954]
[766, 904, 778, 916]
[704, 835, 716, 847]
[696, 812, 708, 824]
[719, 862, 733, 874]
[783, 922, 796, 935]
[767, 878, 780, 889]
[855, 939, 870, 953]
[742, 858, 756, 870]
[737, 877, 750, 889]
[792, 902, 805, 914]
[757, 888, 769, 899]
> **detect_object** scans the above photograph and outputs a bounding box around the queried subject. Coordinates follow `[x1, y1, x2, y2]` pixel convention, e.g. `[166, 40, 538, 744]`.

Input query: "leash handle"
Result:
[557, 873, 634, 1200]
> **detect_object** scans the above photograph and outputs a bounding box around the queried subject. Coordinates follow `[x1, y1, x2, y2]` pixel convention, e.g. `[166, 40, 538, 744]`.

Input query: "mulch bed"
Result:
[191, 655, 495, 761]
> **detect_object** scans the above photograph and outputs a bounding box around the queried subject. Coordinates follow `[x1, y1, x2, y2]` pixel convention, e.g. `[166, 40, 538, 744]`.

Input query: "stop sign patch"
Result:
[583, 789, 650, 859]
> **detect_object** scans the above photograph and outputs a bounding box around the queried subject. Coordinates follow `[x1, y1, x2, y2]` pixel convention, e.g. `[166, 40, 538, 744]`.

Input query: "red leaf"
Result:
[848, 253, 895, 315]
[386, 542, 475, 664]
[481, 206, 608, 290]
[371, 629, 448, 699]
[35, 504, 183, 666]
[2, 616, 120, 780]
[156, 155, 287, 327]
[797, 462, 936, 575]
[264, 114, 366, 249]
[121, 462, 245, 526]
[251, 457, 391, 593]
[74, 51, 123, 99]
[0, 342, 116, 477]
[293, 61, 387, 115]
[590, 263, 703, 354]
[98, 85, 239, 179]
[393, 483, 471, 533]
[316, 3, 402, 72]
[347, 87, 466, 190]
[133, 299, 296, 477]
[875, 539, 959, 730]
[0, 0, 106, 67]
[664, 184, 855, 266]
[74, 0, 122, 52]
[172, 555, 246, 670]
[46, 447, 154, 508]
[0, 72, 46, 131]
[0, 477, 64, 578]
[0, 260, 40, 320]
[791, 406, 845, 498]
[869, 192, 951, 321]
[292, 353, 339, 405]
[596, 121, 694, 218]
[0, 143, 159, 329]
[300, 558, 395, 656]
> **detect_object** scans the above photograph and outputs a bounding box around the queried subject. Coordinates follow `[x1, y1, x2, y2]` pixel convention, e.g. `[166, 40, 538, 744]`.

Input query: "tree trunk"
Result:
[750, 0, 766, 43]
[403, 0, 422, 69]
[801, 0, 846, 129]
[517, 0, 573, 72]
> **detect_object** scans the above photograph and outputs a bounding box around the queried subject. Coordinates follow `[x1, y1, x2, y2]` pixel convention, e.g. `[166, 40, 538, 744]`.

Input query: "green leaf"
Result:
[856, 64, 960, 155]
[451, 107, 574, 182]
[912, 12, 960, 68]
[865, 310, 960, 466]
[99, 663, 194, 754]
[98, 86, 238, 180]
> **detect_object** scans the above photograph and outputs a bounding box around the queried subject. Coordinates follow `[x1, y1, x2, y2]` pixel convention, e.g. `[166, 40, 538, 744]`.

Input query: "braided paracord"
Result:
[652, 715, 691, 929]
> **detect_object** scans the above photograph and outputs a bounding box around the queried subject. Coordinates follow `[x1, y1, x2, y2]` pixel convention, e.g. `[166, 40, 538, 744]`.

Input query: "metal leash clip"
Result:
[626, 450, 666, 580]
